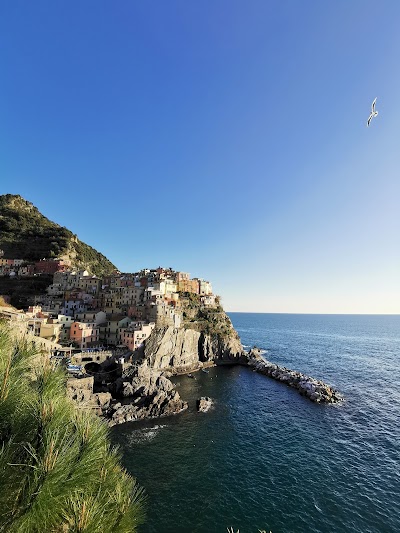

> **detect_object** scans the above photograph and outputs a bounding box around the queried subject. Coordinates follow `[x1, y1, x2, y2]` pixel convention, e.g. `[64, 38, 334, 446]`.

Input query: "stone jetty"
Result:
[247, 349, 342, 404]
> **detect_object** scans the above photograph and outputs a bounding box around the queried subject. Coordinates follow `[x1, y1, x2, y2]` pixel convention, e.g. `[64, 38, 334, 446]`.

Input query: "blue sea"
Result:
[111, 313, 400, 533]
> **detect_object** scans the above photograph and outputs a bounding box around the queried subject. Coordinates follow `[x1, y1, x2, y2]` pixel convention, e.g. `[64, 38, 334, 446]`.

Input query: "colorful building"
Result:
[119, 322, 155, 351]
[35, 259, 70, 274]
[69, 321, 100, 349]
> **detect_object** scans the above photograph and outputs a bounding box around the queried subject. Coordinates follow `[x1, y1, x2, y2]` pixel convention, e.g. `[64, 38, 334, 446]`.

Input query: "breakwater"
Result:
[247, 350, 342, 403]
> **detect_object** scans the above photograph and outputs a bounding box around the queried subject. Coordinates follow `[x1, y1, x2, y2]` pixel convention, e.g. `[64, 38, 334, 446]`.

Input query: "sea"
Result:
[111, 313, 400, 533]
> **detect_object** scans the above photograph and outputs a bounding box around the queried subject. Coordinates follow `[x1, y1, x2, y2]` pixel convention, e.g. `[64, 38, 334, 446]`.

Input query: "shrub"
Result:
[0, 324, 145, 532]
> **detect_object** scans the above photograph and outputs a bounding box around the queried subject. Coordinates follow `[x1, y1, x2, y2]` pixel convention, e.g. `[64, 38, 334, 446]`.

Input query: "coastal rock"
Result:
[107, 361, 188, 427]
[198, 332, 245, 364]
[144, 327, 202, 371]
[67, 377, 112, 412]
[118, 381, 136, 397]
[157, 375, 174, 392]
[93, 392, 112, 409]
[248, 347, 264, 358]
[67, 376, 94, 403]
[197, 397, 213, 413]
[143, 325, 245, 373]
[67, 360, 189, 425]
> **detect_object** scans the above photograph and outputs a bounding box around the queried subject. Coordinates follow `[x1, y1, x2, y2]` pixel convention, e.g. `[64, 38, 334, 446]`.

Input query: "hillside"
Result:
[0, 194, 117, 276]
[0, 275, 53, 309]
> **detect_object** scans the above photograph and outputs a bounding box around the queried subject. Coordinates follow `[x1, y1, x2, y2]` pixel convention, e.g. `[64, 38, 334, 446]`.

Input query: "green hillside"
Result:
[0, 194, 117, 276]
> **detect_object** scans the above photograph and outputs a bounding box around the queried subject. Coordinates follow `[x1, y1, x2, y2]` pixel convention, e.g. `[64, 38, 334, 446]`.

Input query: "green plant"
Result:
[0, 324, 145, 532]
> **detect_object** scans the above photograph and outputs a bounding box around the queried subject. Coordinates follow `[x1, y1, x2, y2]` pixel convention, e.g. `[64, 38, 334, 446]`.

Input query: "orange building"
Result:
[175, 271, 190, 282]
[177, 278, 199, 294]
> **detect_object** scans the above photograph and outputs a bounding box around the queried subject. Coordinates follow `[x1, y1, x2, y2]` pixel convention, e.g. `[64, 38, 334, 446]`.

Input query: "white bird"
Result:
[367, 97, 378, 127]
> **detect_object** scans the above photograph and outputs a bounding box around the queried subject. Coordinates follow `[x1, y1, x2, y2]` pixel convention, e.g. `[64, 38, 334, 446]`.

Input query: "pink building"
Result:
[119, 322, 155, 351]
[69, 321, 100, 349]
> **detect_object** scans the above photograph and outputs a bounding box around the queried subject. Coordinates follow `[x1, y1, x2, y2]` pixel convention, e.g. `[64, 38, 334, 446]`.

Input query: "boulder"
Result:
[106, 360, 188, 426]
[197, 396, 213, 413]
[67, 376, 94, 403]
[93, 392, 112, 409]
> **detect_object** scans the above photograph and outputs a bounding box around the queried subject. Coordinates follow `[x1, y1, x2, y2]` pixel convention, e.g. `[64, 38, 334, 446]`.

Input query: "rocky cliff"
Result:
[107, 361, 188, 426]
[68, 307, 245, 425]
[143, 313, 246, 373]
[142, 294, 246, 373]
[65, 360, 188, 427]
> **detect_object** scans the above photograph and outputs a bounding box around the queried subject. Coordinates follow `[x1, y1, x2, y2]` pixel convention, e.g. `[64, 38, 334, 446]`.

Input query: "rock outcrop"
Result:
[143, 325, 245, 373]
[247, 350, 342, 404]
[106, 361, 188, 426]
[66, 376, 112, 413]
[67, 376, 94, 403]
[67, 361, 187, 426]
[67, 323, 343, 427]
[197, 397, 213, 412]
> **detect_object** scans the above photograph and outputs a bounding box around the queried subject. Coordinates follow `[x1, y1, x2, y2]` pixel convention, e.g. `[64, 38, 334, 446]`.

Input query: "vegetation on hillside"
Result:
[0, 194, 116, 276]
[0, 275, 53, 309]
[179, 292, 233, 338]
[0, 324, 145, 532]
[0, 296, 14, 308]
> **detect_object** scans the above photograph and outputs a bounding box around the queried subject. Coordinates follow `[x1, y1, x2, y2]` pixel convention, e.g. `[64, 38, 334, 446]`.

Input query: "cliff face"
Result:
[142, 293, 245, 373]
[143, 319, 245, 373]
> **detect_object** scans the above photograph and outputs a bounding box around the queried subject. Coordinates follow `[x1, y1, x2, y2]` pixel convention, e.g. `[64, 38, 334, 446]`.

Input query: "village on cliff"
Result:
[0, 254, 215, 358]
[0, 253, 342, 421]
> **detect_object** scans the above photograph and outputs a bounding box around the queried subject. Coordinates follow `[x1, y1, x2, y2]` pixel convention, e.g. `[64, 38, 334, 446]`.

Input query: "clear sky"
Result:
[1, 1, 400, 313]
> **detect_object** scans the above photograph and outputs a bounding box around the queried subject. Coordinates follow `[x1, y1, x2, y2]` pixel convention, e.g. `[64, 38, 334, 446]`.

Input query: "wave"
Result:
[241, 344, 268, 354]
[125, 424, 167, 445]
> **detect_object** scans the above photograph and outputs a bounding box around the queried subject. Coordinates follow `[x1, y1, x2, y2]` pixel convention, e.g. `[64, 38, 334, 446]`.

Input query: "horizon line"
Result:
[225, 311, 400, 316]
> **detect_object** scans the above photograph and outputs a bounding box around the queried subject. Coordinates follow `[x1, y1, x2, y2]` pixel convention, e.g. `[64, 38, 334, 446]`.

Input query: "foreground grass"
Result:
[0, 323, 145, 532]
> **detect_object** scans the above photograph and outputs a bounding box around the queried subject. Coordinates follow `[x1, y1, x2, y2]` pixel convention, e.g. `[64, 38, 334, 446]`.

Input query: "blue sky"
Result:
[1, 1, 399, 313]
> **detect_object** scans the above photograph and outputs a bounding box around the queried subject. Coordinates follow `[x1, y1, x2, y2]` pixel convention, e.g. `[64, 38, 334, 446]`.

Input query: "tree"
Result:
[0, 324, 145, 532]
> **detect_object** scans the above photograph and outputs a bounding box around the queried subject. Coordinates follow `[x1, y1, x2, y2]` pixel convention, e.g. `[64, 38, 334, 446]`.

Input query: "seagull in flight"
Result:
[367, 97, 378, 127]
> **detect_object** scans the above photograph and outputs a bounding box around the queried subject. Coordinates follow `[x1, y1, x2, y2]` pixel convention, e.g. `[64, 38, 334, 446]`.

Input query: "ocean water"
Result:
[111, 313, 400, 533]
